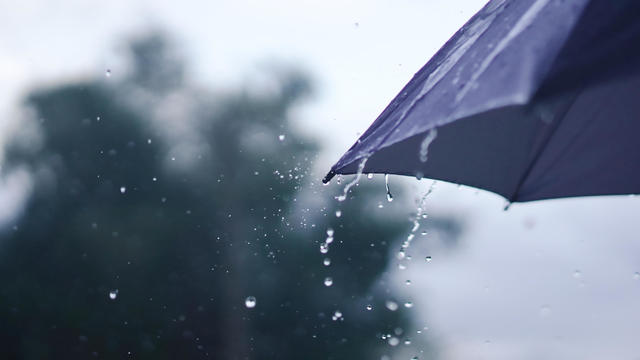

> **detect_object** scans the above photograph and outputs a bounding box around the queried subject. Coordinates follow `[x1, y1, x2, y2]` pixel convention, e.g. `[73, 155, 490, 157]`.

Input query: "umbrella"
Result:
[323, 0, 640, 203]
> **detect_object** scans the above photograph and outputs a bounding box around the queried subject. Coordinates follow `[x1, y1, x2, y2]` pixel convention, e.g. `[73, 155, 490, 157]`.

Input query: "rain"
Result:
[1, 0, 639, 359]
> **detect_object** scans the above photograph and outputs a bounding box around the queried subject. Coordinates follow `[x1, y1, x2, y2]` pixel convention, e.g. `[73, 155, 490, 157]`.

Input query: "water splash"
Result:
[400, 181, 437, 252]
[418, 128, 438, 162]
[385, 174, 393, 202]
[336, 157, 368, 202]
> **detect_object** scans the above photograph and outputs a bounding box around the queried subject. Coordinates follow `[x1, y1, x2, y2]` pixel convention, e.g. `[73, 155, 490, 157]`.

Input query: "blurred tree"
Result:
[0, 32, 460, 360]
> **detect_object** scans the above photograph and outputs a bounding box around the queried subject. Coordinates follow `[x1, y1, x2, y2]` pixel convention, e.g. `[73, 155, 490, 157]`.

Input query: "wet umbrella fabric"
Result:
[323, 0, 640, 202]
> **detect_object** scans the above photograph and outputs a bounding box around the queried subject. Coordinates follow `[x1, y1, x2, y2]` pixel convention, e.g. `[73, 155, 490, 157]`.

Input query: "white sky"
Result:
[1, 0, 639, 358]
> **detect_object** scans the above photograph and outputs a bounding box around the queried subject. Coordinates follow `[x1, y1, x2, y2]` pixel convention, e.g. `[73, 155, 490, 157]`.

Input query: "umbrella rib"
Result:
[509, 92, 581, 201]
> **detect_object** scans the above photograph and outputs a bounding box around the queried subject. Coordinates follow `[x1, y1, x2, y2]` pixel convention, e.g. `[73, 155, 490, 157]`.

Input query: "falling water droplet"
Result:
[335, 210, 342, 218]
[396, 249, 406, 260]
[367, 173, 373, 179]
[332, 310, 343, 321]
[425, 256, 432, 262]
[404, 339, 412, 345]
[418, 128, 438, 162]
[278, 134, 285, 141]
[573, 270, 582, 278]
[120, 187, 126, 194]
[387, 337, 400, 346]
[405, 280, 412, 286]
[634, 272, 640, 280]
[385, 174, 394, 202]
[366, 304, 373, 311]
[325, 235, 334, 244]
[245, 296, 257, 308]
[385, 300, 398, 311]
[320, 243, 329, 254]
[323, 258, 331, 266]
[336, 158, 368, 202]
[105, 69, 112, 77]
[404, 302, 413, 308]
[539, 304, 551, 317]
[109, 290, 118, 300]
[326, 228, 334, 236]
[324, 277, 333, 287]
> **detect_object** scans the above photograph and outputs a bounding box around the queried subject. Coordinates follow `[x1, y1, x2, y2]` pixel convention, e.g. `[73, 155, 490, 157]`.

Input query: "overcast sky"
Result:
[1, 0, 639, 358]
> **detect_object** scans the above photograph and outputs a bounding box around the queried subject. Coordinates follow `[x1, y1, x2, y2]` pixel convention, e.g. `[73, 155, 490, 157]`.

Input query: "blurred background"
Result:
[1, 1, 639, 359]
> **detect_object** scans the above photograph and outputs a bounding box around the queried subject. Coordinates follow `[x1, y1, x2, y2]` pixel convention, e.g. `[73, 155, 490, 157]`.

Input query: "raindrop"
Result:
[539, 304, 551, 317]
[332, 310, 343, 321]
[120, 186, 126, 194]
[573, 270, 582, 278]
[396, 249, 406, 260]
[109, 290, 118, 300]
[404, 302, 413, 308]
[105, 69, 112, 77]
[324, 277, 333, 287]
[405, 280, 412, 286]
[634, 272, 640, 280]
[387, 337, 400, 346]
[418, 128, 438, 162]
[366, 304, 373, 311]
[147, 138, 152, 144]
[377, 203, 384, 209]
[152, 177, 157, 182]
[323, 258, 331, 266]
[425, 256, 432, 262]
[385, 174, 394, 202]
[385, 300, 398, 311]
[411, 357, 419, 360]
[367, 173, 374, 179]
[326, 228, 334, 237]
[245, 296, 257, 308]
[325, 236, 334, 244]
[320, 243, 329, 254]
[336, 157, 368, 202]
[278, 134, 286, 141]
[404, 339, 412, 345]
[335, 210, 342, 218]
[398, 263, 407, 270]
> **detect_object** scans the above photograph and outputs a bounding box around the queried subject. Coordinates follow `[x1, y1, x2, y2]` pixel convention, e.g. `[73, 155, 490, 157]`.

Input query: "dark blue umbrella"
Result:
[323, 0, 640, 202]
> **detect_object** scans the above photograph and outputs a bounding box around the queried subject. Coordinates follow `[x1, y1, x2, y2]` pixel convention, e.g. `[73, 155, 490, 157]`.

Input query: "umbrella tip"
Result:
[322, 169, 336, 184]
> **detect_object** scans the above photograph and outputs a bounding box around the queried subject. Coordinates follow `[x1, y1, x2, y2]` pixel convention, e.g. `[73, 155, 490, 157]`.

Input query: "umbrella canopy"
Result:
[323, 0, 640, 202]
